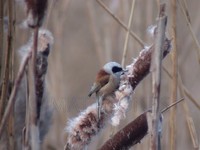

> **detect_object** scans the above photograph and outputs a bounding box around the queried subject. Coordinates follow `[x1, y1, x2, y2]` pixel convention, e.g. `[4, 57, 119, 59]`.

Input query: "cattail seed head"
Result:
[24, 0, 48, 28]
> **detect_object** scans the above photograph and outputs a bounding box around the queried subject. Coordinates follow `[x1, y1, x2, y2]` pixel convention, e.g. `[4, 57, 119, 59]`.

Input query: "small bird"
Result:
[88, 62, 125, 121]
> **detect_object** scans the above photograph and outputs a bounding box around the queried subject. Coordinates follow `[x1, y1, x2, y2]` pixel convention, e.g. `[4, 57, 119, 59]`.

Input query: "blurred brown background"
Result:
[13, 0, 200, 149]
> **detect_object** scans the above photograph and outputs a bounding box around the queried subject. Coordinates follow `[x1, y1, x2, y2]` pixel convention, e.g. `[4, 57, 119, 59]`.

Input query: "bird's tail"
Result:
[88, 83, 100, 97]
[88, 92, 92, 97]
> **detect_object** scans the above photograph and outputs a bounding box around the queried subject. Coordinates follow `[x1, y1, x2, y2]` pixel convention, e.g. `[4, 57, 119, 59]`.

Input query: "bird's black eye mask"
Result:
[112, 66, 123, 73]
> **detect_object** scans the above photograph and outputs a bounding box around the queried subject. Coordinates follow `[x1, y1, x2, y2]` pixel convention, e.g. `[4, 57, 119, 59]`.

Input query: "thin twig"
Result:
[150, 3, 167, 150]
[186, 116, 199, 149]
[161, 98, 184, 113]
[121, 0, 135, 67]
[0, 52, 31, 137]
[178, 0, 200, 64]
[96, 0, 145, 48]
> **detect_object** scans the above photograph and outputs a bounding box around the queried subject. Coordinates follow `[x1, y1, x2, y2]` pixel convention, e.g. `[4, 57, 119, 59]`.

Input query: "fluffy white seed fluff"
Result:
[111, 70, 133, 126]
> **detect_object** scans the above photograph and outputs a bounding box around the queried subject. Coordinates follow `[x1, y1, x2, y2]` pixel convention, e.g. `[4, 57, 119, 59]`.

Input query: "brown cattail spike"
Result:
[25, 0, 48, 28]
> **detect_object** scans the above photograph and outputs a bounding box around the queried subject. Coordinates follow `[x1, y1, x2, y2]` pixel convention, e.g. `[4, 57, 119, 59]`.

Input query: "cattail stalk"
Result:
[28, 27, 39, 150]
[150, 4, 167, 150]
[169, 0, 177, 149]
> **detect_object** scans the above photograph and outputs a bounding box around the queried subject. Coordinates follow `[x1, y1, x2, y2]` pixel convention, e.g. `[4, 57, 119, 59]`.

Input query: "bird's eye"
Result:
[112, 66, 123, 73]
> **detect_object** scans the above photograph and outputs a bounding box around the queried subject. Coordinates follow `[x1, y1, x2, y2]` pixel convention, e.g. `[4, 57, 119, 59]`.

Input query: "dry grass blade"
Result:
[161, 98, 184, 113]
[182, 0, 191, 23]
[44, 0, 56, 28]
[178, 0, 200, 64]
[169, 0, 178, 149]
[178, 71, 200, 110]
[186, 116, 199, 149]
[181, 84, 200, 110]
[150, 3, 167, 150]
[162, 66, 200, 110]
[96, 0, 145, 48]
[121, 0, 135, 67]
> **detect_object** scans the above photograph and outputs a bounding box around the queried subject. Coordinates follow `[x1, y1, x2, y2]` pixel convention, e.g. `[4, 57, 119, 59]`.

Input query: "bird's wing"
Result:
[88, 74, 110, 97]
[98, 74, 110, 87]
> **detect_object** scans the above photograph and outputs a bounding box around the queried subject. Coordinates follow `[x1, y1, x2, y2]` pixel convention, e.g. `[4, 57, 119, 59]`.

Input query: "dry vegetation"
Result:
[0, 0, 200, 150]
